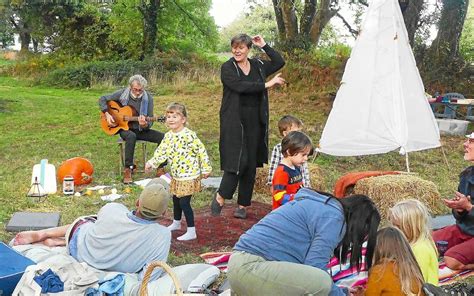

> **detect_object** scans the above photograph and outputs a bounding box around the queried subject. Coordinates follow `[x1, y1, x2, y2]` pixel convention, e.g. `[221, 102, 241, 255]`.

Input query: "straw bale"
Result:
[353, 174, 444, 220]
[253, 163, 325, 195]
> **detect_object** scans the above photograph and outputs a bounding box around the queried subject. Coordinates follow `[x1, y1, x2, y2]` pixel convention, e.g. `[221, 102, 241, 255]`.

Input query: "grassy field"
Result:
[0, 70, 471, 270]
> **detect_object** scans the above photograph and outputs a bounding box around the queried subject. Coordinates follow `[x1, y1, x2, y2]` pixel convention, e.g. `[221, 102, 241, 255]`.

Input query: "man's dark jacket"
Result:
[219, 44, 285, 173]
[456, 166, 474, 235]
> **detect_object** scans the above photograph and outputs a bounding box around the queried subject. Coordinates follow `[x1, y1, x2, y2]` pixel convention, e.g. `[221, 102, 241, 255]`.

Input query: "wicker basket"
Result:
[139, 261, 208, 296]
[139, 261, 183, 296]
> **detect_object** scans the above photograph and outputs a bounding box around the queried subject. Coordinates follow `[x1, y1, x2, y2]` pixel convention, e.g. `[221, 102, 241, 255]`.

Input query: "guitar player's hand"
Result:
[138, 115, 147, 128]
[105, 112, 115, 126]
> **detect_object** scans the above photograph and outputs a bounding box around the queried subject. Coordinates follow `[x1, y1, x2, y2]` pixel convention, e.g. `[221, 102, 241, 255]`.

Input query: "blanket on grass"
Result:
[11, 245, 220, 295]
[200, 252, 474, 287]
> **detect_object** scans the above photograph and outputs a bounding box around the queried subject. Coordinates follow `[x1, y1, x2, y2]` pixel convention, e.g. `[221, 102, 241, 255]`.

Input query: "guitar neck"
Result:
[124, 115, 165, 122]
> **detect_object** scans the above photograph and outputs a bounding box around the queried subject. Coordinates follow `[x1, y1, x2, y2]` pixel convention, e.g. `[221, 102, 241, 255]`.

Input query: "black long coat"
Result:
[219, 44, 285, 173]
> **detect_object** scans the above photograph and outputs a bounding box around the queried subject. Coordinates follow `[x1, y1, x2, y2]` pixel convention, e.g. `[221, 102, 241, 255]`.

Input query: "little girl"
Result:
[389, 199, 439, 285]
[364, 227, 425, 296]
[272, 131, 313, 209]
[145, 103, 211, 241]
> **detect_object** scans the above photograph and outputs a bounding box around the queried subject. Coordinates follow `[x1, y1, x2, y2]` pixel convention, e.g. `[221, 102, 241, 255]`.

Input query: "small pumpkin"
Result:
[58, 157, 94, 185]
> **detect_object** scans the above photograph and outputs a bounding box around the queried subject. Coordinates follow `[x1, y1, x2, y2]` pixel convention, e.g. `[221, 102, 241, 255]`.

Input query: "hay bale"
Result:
[307, 163, 325, 191]
[254, 167, 271, 195]
[353, 174, 444, 220]
[253, 163, 325, 195]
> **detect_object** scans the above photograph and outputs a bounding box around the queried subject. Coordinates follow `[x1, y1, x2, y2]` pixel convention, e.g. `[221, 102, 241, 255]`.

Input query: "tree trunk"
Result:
[422, 0, 469, 87]
[32, 38, 39, 52]
[309, 0, 337, 45]
[430, 0, 468, 59]
[139, 0, 161, 59]
[300, 0, 316, 36]
[19, 31, 30, 54]
[272, 0, 286, 43]
[401, 0, 425, 47]
[280, 0, 298, 41]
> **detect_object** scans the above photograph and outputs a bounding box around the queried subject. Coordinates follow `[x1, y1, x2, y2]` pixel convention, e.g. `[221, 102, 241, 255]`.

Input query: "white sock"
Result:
[167, 220, 181, 231]
[177, 227, 197, 241]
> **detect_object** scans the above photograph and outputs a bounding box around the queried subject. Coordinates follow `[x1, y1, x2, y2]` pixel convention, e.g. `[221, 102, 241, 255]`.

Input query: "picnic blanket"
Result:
[200, 251, 474, 287]
[11, 244, 220, 295]
[333, 171, 400, 198]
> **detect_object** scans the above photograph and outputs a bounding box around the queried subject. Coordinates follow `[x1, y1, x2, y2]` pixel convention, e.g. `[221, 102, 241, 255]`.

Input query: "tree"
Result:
[401, 0, 425, 47]
[0, 12, 14, 49]
[423, 0, 470, 86]
[109, 0, 217, 58]
[272, 0, 339, 49]
[217, 2, 277, 52]
[138, 0, 161, 59]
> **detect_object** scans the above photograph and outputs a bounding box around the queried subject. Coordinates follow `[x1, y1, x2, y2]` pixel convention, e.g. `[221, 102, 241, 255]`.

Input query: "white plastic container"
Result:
[436, 119, 469, 136]
[31, 159, 57, 194]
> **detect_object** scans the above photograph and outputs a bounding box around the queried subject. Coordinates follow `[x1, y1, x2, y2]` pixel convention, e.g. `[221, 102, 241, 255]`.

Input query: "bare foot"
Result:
[13, 231, 43, 245]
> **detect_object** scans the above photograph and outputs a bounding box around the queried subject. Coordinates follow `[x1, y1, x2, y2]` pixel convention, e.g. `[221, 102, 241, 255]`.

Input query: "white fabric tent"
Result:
[319, 0, 440, 157]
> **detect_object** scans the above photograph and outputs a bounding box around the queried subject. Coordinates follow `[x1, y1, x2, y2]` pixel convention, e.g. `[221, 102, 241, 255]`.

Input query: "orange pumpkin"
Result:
[58, 157, 94, 185]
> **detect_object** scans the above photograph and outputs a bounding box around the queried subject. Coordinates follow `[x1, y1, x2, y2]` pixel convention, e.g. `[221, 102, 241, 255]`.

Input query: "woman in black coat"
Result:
[211, 34, 286, 219]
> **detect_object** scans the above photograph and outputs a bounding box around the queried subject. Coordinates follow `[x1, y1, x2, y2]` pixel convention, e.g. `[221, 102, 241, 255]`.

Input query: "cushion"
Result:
[6, 212, 60, 232]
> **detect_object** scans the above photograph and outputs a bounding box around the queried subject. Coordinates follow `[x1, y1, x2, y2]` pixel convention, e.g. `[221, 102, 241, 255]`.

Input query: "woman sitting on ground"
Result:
[227, 189, 381, 296]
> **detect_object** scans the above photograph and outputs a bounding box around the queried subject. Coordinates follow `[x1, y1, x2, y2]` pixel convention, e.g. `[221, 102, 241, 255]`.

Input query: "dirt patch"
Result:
[159, 201, 272, 255]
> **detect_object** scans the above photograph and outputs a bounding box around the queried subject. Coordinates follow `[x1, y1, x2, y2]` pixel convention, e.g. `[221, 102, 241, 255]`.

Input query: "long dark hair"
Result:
[317, 191, 380, 271]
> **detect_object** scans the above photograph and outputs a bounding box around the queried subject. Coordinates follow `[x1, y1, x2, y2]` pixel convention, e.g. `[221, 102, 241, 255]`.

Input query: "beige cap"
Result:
[138, 183, 170, 219]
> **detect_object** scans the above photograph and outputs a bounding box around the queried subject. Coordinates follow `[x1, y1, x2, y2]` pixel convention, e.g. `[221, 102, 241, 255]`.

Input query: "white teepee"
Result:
[319, 0, 440, 157]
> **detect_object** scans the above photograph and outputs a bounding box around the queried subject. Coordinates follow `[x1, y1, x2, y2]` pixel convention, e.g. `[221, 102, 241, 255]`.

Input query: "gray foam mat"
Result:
[431, 214, 456, 230]
[5, 212, 60, 232]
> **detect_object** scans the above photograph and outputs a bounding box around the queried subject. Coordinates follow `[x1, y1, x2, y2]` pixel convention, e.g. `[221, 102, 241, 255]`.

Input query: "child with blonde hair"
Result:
[389, 199, 438, 285]
[363, 227, 425, 296]
[145, 103, 211, 241]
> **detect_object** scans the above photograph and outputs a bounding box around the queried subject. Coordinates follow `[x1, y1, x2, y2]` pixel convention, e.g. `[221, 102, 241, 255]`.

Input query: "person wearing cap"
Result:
[432, 133, 474, 270]
[12, 181, 172, 280]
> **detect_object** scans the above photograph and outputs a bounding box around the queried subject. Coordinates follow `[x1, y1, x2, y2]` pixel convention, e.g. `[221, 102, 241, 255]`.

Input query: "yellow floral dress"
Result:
[147, 127, 212, 197]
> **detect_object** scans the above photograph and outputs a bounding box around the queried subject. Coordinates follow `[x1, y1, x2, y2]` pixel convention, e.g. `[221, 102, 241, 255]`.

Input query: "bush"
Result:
[281, 43, 351, 96]
[41, 58, 185, 88]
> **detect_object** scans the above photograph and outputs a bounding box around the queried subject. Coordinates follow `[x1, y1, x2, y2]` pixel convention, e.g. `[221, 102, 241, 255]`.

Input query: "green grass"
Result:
[0, 74, 471, 271]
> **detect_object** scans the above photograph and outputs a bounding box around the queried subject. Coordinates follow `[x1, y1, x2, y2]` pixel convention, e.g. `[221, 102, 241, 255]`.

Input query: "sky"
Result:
[210, 0, 247, 28]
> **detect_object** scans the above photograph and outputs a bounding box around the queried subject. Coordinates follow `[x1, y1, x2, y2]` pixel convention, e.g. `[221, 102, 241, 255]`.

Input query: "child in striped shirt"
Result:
[267, 115, 311, 189]
[272, 131, 313, 209]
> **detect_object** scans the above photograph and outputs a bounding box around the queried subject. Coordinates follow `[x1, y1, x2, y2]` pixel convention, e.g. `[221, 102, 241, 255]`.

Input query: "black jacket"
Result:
[219, 44, 285, 173]
[456, 166, 474, 235]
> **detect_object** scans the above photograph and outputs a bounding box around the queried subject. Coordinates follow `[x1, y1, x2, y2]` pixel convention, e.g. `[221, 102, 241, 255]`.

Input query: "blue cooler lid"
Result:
[0, 242, 36, 295]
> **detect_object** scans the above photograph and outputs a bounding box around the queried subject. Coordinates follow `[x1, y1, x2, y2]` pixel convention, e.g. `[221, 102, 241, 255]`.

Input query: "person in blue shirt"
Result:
[227, 188, 381, 296]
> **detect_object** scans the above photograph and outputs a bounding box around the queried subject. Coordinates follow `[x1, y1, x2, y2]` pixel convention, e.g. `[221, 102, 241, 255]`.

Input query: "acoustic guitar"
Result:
[100, 101, 165, 135]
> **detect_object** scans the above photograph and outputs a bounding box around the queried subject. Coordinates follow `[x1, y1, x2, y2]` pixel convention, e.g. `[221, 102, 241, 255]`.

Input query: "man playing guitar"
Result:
[99, 74, 164, 183]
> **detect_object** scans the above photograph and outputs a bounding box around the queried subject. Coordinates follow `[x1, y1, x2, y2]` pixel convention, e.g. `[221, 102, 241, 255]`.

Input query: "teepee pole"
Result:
[405, 152, 411, 173]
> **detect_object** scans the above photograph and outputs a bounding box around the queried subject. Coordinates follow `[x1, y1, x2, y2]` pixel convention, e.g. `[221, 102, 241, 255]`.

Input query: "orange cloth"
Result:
[365, 262, 424, 296]
[333, 171, 400, 198]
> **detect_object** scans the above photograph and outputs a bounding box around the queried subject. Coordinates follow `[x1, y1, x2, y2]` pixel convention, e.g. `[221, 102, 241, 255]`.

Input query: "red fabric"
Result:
[433, 224, 474, 265]
[333, 171, 400, 198]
